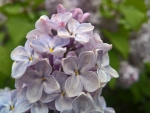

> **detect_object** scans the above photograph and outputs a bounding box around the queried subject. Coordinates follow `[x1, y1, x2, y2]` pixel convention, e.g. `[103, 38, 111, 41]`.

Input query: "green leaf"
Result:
[108, 78, 117, 90]
[123, 0, 147, 12]
[102, 27, 129, 59]
[0, 32, 5, 43]
[120, 6, 146, 30]
[6, 15, 34, 46]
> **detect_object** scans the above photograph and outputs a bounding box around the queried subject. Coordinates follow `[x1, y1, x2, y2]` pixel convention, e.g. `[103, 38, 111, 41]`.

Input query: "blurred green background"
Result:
[0, 0, 150, 113]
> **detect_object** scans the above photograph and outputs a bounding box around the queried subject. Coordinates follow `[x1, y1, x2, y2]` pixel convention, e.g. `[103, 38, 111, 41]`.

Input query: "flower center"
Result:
[75, 70, 79, 75]
[29, 57, 33, 61]
[42, 77, 46, 81]
[61, 92, 65, 96]
[49, 48, 54, 52]
[10, 105, 14, 111]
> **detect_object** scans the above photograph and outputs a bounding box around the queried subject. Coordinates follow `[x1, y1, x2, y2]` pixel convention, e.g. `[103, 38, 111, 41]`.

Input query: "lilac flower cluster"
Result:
[0, 4, 119, 113]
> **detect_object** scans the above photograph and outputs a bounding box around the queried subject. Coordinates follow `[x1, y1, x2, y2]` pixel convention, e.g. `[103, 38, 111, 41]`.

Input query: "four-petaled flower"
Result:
[58, 18, 94, 44]
[62, 51, 100, 97]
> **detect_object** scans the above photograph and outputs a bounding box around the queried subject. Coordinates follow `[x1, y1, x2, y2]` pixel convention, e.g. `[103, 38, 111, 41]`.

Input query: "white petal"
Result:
[57, 28, 71, 38]
[101, 53, 109, 67]
[78, 51, 96, 70]
[104, 107, 115, 113]
[65, 75, 83, 97]
[31, 102, 48, 113]
[11, 61, 28, 79]
[26, 80, 43, 103]
[50, 35, 70, 48]
[72, 92, 92, 113]
[68, 18, 80, 34]
[75, 33, 90, 44]
[62, 57, 78, 75]
[55, 95, 73, 111]
[31, 40, 48, 53]
[97, 69, 110, 83]
[61, 12, 72, 25]
[11, 46, 29, 61]
[51, 47, 66, 57]
[34, 59, 52, 76]
[80, 71, 100, 92]
[76, 23, 94, 34]
[43, 76, 60, 94]
[103, 66, 119, 78]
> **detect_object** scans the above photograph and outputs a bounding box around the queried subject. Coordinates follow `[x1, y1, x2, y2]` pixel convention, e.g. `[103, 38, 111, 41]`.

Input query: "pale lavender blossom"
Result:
[57, 4, 90, 23]
[3, 4, 118, 113]
[0, 89, 32, 113]
[84, 32, 112, 53]
[96, 50, 119, 87]
[62, 51, 100, 97]
[21, 59, 60, 103]
[11, 38, 40, 78]
[58, 18, 94, 44]
[26, 15, 52, 39]
[31, 35, 70, 57]
[48, 12, 72, 30]
[61, 92, 102, 113]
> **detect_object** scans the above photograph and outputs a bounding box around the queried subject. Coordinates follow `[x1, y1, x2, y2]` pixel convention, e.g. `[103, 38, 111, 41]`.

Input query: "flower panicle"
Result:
[0, 4, 119, 113]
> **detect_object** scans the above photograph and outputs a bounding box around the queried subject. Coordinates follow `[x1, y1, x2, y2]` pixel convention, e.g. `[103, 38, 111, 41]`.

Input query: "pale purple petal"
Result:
[103, 66, 119, 78]
[99, 97, 106, 109]
[35, 15, 51, 34]
[57, 28, 71, 38]
[52, 71, 68, 91]
[51, 13, 62, 22]
[65, 75, 83, 97]
[51, 47, 66, 57]
[93, 33, 102, 44]
[47, 20, 58, 30]
[31, 40, 48, 53]
[97, 50, 103, 66]
[43, 76, 60, 94]
[57, 4, 66, 14]
[76, 23, 94, 34]
[31, 102, 48, 113]
[15, 79, 23, 89]
[26, 80, 43, 103]
[61, 12, 72, 25]
[61, 109, 74, 113]
[15, 100, 32, 113]
[95, 43, 112, 53]
[75, 33, 90, 44]
[34, 59, 52, 76]
[21, 67, 40, 84]
[80, 71, 100, 92]
[78, 51, 96, 70]
[11, 46, 29, 61]
[72, 92, 92, 113]
[89, 111, 102, 113]
[55, 95, 73, 111]
[50, 35, 70, 48]
[40, 92, 59, 103]
[97, 69, 110, 83]
[101, 53, 109, 67]
[46, 100, 56, 110]
[104, 107, 115, 113]
[62, 57, 78, 75]
[68, 18, 80, 34]
[26, 29, 40, 39]
[80, 13, 90, 23]
[11, 61, 28, 79]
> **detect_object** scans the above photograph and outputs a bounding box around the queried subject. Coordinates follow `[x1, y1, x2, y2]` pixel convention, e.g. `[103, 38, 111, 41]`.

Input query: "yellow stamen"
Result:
[29, 57, 33, 61]
[49, 48, 53, 52]
[75, 70, 79, 75]
[10, 106, 14, 111]
[61, 92, 65, 96]
[42, 77, 46, 81]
